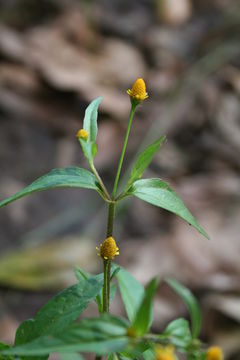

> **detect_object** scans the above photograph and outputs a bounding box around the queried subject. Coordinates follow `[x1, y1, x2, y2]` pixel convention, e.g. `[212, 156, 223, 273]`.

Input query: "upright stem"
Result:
[103, 259, 111, 313]
[112, 104, 136, 199]
[102, 202, 116, 313]
[97, 105, 137, 358]
[106, 202, 115, 237]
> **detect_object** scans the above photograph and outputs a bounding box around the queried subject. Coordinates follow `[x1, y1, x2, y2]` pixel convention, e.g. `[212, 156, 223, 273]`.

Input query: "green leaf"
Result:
[110, 283, 117, 301]
[166, 278, 202, 339]
[0, 343, 14, 360]
[119, 352, 141, 359]
[131, 277, 159, 336]
[187, 351, 206, 360]
[127, 178, 209, 239]
[110, 263, 121, 280]
[116, 268, 144, 322]
[80, 140, 98, 164]
[74, 266, 89, 282]
[3, 316, 129, 357]
[74, 264, 120, 313]
[60, 353, 84, 360]
[120, 342, 153, 359]
[142, 348, 155, 360]
[163, 318, 192, 350]
[125, 136, 166, 190]
[15, 277, 103, 351]
[0, 167, 99, 208]
[83, 97, 102, 143]
[107, 353, 115, 360]
[74, 263, 120, 283]
[79, 97, 102, 164]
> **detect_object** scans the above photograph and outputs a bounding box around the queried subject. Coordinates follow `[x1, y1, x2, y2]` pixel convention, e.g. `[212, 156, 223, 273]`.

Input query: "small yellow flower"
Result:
[76, 129, 88, 140]
[96, 236, 120, 260]
[154, 345, 175, 360]
[127, 78, 148, 103]
[207, 346, 224, 360]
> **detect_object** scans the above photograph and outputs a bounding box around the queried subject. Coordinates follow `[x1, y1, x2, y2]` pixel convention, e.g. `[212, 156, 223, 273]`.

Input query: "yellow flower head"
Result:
[154, 345, 175, 360]
[96, 236, 119, 260]
[76, 129, 88, 140]
[127, 78, 148, 103]
[207, 346, 224, 360]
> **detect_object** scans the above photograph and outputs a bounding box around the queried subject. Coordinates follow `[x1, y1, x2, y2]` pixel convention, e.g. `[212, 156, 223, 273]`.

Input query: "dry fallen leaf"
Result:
[0, 236, 98, 290]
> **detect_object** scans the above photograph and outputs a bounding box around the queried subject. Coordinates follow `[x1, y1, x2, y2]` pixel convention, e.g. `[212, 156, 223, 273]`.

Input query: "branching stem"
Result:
[96, 104, 137, 359]
[91, 163, 111, 201]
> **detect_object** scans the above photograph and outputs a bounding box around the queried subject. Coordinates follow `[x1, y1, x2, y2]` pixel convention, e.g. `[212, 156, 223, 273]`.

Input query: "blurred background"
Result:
[0, 0, 240, 358]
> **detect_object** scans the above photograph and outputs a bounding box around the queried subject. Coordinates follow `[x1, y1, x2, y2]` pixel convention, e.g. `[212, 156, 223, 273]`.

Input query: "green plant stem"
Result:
[112, 104, 136, 199]
[106, 201, 116, 237]
[90, 163, 111, 201]
[102, 202, 116, 314]
[96, 104, 137, 357]
[103, 259, 111, 313]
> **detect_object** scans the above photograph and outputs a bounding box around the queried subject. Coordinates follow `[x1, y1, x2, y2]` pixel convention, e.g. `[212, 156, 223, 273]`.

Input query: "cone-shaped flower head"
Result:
[96, 236, 119, 260]
[154, 345, 176, 360]
[207, 347, 224, 360]
[76, 129, 88, 140]
[127, 78, 148, 105]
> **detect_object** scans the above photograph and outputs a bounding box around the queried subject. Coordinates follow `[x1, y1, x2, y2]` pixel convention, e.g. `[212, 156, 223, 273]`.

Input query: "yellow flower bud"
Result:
[127, 78, 148, 103]
[96, 236, 119, 260]
[126, 327, 137, 338]
[76, 129, 88, 140]
[154, 345, 175, 360]
[207, 346, 224, 360]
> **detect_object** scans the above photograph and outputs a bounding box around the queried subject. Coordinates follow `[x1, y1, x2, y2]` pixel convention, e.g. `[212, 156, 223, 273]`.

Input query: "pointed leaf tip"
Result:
[0, 167, 100, 209]
[127, 178, 209, 240]
[83, 97, 103, 143]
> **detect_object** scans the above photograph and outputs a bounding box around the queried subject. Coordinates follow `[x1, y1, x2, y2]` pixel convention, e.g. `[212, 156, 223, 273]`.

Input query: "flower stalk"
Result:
[112, 103, 136, 199]
[90, 163, 111, 201]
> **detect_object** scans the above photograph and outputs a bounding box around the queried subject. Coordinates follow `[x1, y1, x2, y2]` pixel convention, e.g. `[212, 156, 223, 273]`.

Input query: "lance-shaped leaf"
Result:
[83, 97, 102, 143]
[163, 318, 192, 350]
[125, 136, 166, 190]
[142, 349, 155, 360]
[2, 316, 129, 357]
[166, 278, 202, 339]
[74, 264, 120, 313]
[61, 354, 84, 360]
[79, 97, 102, 164]
[126, 178, 209, 239]
[0, 343, 14, 360]
[116, 267, 144, 323]
[15, 277, 103, 344]
[0, 167, 100, 208]
[131, 277, 159, 336]
[14, 277, 103, 360]
[80, 140, 98, 165]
